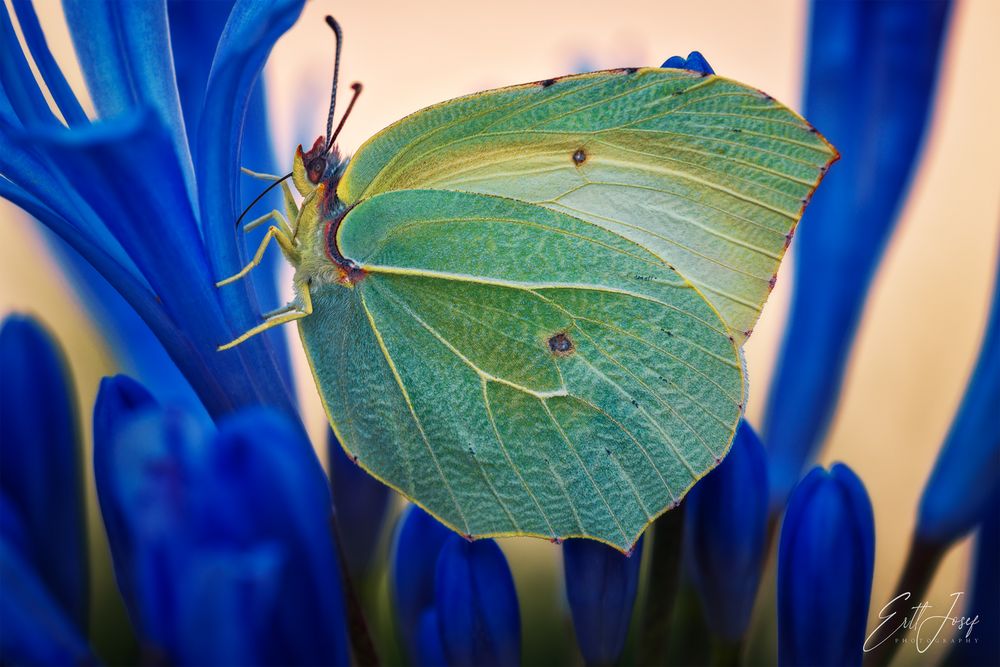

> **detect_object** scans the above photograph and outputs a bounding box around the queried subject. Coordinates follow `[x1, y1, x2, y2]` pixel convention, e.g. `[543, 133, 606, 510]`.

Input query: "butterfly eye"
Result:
[307, 156, 327, 183]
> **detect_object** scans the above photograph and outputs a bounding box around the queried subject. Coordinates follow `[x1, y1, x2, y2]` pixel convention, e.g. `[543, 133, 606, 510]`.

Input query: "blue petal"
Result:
[562, 536, 644, 664]
[778, 464, 874, 667]
[917, 258, 1000, 544]
[415, 609, 447, 667]
[93, 374, 158, 623]
[203, 409, 349, 666]
[0, 539, 95, 666]
[392, 505, 453, 659]
[0, 3, 58, 127]
[0, 315, 88, 628]
[764, 0, 953, 511]
[196, 0, 304, 358]
[435, 536, 521, 667]
[685, 420, 768, 641]
[329, 428, 391, 578]
[62, 0, 196, 203]
[9, 0, 88, 126]
[661, 51, 715, 75]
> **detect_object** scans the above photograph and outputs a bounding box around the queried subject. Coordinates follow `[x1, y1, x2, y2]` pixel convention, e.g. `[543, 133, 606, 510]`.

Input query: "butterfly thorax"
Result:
[290, 137, 362, 288]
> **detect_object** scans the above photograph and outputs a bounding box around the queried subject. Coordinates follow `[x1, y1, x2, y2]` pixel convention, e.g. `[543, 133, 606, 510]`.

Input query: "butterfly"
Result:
[218, 17, 837, 551]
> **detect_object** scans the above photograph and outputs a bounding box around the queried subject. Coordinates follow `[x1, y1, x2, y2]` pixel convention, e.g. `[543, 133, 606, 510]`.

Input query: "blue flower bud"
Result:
[392, 504, 452, 660]
[416, 608, 447, 667]
[329, 428, 391, 578]
[778, 464, 874, 667]
[0, 315, 87, 628]
[93, 378, 349, 666]
[562, 537, 644, 665]
[435, 536, 521, 667]
[685, 420, 768, 641]
[661, 51, 715, 75]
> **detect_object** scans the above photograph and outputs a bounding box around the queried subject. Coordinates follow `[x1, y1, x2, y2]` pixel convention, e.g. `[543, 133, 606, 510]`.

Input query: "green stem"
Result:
[637, 502, 686, 665]
[711, 637, 742, 667]
[330, 513, 380, 666]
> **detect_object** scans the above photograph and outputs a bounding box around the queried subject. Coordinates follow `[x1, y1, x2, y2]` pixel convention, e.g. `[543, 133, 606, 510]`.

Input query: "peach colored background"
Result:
[2, 1, 998, 663]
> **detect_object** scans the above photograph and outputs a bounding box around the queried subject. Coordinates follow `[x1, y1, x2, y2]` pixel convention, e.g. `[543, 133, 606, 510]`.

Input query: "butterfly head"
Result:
[292, 136, 347, 196]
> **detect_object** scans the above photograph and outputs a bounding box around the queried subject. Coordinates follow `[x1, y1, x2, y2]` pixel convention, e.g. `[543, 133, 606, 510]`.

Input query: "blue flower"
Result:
[661, 51, 715, 75]
[778, 464, 874, 667]
[93, 376, 349, 665]
[562, 537, 644, 665]
[684, 420, 768, 643]
[392, 504, 453, 661]
[764, 0, 954, 512]
[329, 429, 391, 579]
[917, 258, 999, 545]
[434, 535, 521, 667]
[0, 0, 306, 418]
[0, 315, 88, 628]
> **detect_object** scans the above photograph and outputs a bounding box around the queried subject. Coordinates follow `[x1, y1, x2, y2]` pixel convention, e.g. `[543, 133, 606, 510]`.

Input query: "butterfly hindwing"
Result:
[300, 189, 743, 549]
[338, 68, 838, 341]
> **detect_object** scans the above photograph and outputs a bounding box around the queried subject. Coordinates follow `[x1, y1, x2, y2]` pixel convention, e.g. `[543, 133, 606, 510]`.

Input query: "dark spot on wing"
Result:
[572, 148, 587, 165]
[539, 78, 556, 88]
[548, 332, 574, 355]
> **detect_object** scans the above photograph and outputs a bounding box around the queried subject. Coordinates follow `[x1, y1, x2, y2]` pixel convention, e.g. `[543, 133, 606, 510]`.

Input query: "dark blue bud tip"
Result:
[661, 51, 715, 75]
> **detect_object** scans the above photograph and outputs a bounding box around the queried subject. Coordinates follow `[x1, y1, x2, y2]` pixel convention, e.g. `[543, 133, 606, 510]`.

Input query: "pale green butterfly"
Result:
[218, 17, 837, 551]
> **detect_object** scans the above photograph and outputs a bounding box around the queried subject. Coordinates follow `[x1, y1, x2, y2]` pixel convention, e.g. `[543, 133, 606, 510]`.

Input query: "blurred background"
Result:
[1, 1, 997, 665]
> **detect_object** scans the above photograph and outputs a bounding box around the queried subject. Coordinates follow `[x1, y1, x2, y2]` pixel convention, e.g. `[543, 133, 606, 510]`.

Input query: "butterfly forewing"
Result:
[337, 68, 838, 342]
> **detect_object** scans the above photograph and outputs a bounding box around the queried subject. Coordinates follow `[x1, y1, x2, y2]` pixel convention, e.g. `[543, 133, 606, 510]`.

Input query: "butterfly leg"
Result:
[215, 224, 298, 287]
[217, 278, 314, 351]
[241, 168, 300, 227]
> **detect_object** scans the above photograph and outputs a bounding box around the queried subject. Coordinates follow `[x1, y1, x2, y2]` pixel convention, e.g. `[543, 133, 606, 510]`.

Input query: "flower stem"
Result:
[330, 513, 380, 666]
[637, 502, 686, 665]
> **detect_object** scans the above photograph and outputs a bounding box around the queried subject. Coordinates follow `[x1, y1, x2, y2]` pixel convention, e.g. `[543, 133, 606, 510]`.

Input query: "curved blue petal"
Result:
[0, 539, 95, 666]
[685, 420, 769, 641]
[392, 504, 453, 660]
[917, 257, 1000, 544]
[62, 0, 195, 203]
[0, 315, 88, 628]
[563, 536, 644, 665]
[765, 0, 953, 511]
[0, 2, 59, 127]
[778, 464, 874, 667]
[661, 51, 715, 75]
[10, 0, 88, 126]
[435, 536, 521, 667]
[196, 0, 304, 361]
[329, 428, 391, 578]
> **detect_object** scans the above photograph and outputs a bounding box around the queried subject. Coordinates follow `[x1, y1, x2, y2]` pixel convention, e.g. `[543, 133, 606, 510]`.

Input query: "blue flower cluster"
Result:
[2, 0, 996, 666]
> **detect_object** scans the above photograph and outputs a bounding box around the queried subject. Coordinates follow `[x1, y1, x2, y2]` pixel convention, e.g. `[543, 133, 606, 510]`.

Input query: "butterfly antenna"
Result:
[328, 82, 363, 149]
[235, 172, 292, 229]
[323, 16, 344, 154]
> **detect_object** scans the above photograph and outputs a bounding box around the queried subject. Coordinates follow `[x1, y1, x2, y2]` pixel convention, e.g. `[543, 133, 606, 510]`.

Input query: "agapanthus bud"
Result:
[435, 536, 521, 667]
[685, 420, 768, 641]
[778, 464, 875, 667]
[562, 537, 644, 665]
